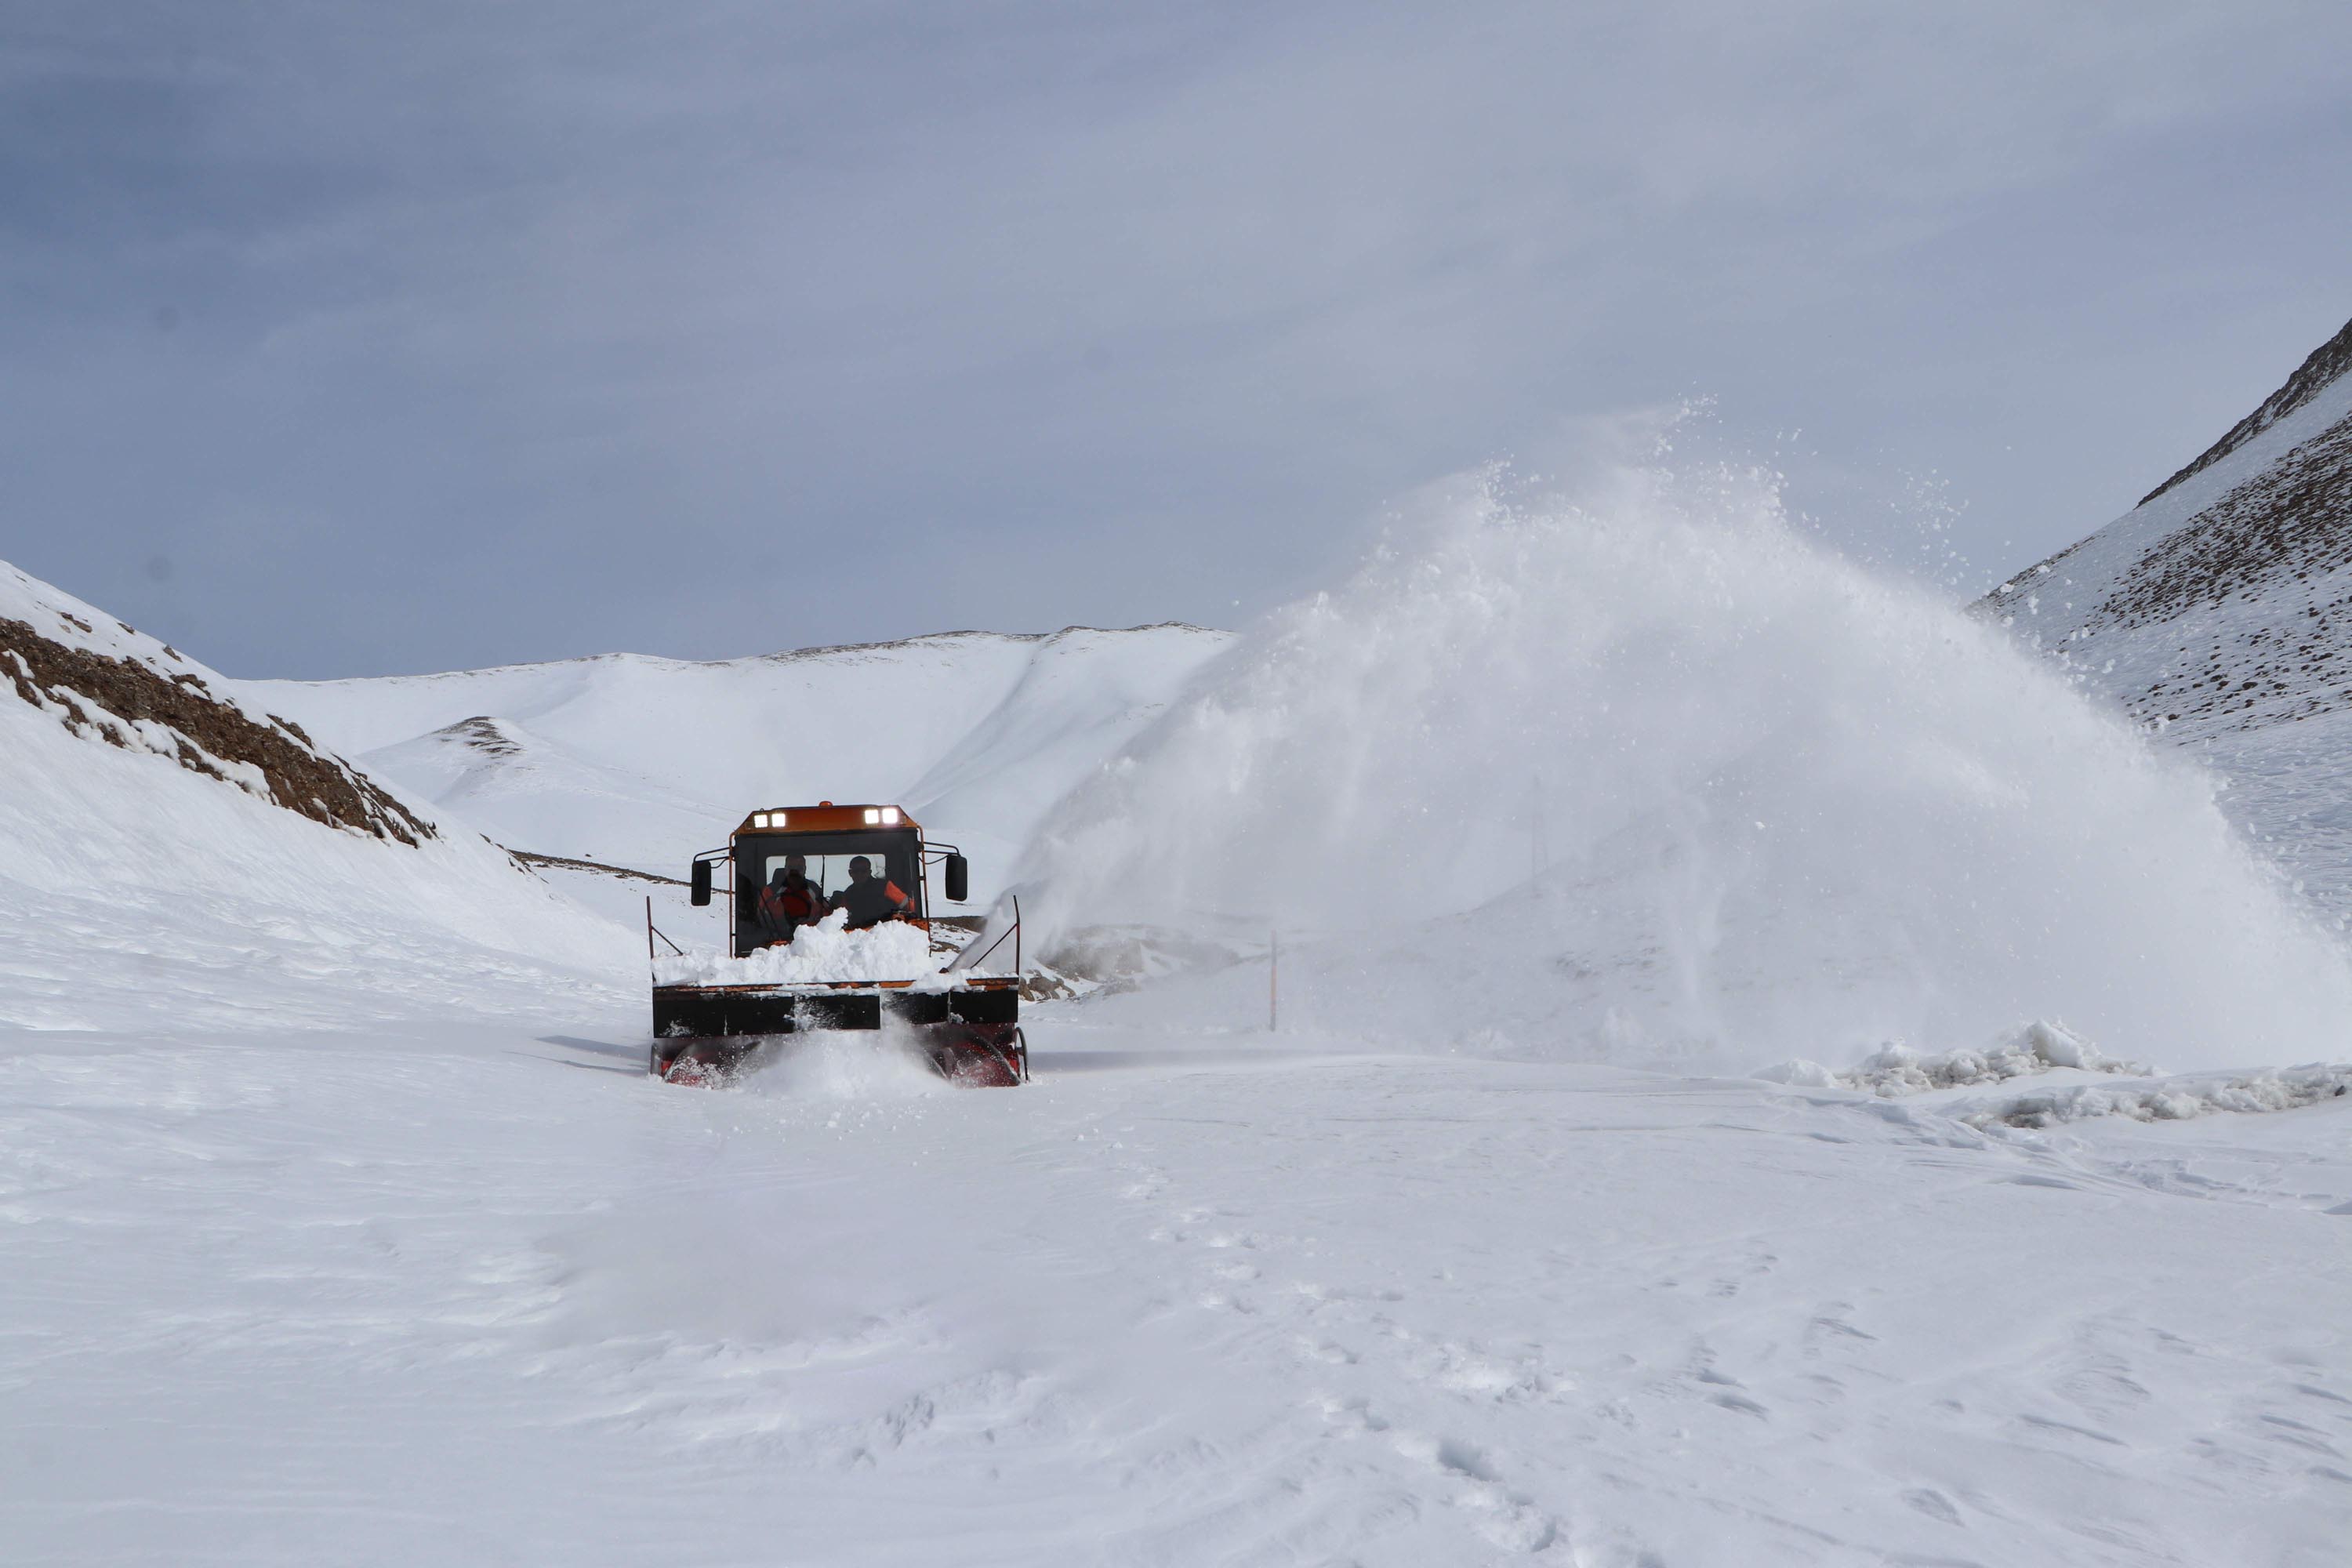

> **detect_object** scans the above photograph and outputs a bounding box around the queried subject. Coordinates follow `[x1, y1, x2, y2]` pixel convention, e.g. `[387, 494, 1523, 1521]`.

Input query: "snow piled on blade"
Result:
[653, 910, 938, 986]
[1024, 463, 2352, 1073]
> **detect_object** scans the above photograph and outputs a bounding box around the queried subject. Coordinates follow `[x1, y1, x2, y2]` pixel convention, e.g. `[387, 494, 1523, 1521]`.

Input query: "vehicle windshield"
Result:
[735, 829, 924, 935]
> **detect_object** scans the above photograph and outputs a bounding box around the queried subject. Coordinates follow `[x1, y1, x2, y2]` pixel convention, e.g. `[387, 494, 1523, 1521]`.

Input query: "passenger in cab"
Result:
[755, 855, 829, 942]
[833, 855, 911, 928]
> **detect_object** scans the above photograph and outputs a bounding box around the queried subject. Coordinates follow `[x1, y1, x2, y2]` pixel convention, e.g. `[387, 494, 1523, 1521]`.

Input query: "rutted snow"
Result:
[8, 1022, 2350, 1567]
[653, 909, 941, 986]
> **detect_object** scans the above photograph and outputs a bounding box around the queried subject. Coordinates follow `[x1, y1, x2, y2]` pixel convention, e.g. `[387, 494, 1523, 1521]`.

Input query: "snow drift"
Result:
[1023, 464, 2352, 1073]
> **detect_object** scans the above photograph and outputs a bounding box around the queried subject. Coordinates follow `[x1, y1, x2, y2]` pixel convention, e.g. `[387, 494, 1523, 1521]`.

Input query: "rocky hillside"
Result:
[0, 558, 633, 1036]
[1, 562, 430, 844]
[1978, 314, 2352, 916]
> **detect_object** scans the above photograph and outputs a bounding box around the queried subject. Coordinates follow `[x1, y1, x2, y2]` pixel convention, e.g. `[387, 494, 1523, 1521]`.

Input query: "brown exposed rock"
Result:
[439, 715, 522, 757]
[2100, 412, 2352, 632]
[0, 616, 434, 845]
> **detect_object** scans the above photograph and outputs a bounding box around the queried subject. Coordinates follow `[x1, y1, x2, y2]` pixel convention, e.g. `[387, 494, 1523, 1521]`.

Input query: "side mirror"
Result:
[943, 853, 969, 903]
[690, 859, 712, 907]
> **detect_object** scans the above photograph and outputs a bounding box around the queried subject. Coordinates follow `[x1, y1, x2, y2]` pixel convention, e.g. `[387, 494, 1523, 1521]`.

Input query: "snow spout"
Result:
[1020, 463, 2352, 1073]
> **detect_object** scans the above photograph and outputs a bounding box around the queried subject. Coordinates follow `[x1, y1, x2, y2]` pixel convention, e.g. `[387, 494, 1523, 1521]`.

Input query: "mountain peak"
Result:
[2140, 314, 2352, 508]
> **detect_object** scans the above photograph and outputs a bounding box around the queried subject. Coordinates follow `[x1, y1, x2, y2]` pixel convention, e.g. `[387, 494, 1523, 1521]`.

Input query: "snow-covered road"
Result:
[6, 1010, 2346, 1566]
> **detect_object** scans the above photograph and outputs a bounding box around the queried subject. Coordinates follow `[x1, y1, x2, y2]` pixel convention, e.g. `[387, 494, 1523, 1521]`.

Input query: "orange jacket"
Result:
[834, 876, 909, 928]
[757, 877, 826, 927]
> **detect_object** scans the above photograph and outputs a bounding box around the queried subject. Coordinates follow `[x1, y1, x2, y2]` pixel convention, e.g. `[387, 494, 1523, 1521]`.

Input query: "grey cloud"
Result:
[2, 1, 2348, 675]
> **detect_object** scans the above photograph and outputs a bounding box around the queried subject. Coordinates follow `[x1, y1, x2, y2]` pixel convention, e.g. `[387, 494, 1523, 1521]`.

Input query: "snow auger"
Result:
[647, 802, 1026, 1087]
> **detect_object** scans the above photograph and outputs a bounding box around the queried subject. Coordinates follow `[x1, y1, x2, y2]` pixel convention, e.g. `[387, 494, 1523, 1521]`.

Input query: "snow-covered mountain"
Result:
[1979, 314, 2352, 911]
[0, 558, 631, 1035]
[238, 626, 1234, 902]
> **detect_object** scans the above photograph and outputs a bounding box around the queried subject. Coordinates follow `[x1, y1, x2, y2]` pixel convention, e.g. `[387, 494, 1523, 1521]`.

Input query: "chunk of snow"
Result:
[1757, 1022, 2151, 1097]
[1960, 1062, 2352, 1129]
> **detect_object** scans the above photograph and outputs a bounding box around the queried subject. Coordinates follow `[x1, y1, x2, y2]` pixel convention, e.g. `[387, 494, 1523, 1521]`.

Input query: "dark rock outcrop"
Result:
[2, 615, 433, 844]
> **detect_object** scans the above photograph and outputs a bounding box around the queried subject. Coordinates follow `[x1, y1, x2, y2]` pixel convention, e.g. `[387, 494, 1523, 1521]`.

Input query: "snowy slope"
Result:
[239, 626, 1232, 898]
[1978, 315, 2352, 913]
[0, 560, 635, 1035]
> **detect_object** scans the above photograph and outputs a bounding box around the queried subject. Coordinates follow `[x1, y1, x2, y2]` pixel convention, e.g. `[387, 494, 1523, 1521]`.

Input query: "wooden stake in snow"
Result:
[1269, 926, 1279, 1033]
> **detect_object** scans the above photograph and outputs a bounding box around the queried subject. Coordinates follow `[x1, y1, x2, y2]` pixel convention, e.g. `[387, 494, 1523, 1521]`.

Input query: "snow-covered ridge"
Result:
[239, 622, 1236, 895]
[2140, 314, 2352, 506]
[0, 560, 430, 844]
[1978, 314, 2352, 656]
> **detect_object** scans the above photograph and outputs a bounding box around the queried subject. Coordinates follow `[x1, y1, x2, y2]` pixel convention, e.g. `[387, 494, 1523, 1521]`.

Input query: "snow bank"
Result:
[654, 911, 942, 986]
[1022, 462, 2352, 1072]
[1759, 1022, 2151, 1096]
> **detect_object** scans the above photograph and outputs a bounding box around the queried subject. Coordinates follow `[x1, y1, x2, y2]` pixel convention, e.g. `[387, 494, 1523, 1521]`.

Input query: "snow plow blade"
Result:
[649, 975, 1024, 1087]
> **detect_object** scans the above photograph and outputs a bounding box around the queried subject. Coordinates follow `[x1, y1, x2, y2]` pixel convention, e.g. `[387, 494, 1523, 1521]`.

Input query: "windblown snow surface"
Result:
[6, 463, 2352, 1568]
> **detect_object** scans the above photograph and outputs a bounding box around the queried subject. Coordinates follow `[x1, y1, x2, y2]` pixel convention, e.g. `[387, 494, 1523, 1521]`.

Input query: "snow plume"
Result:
[1023, 464, 2352, 1072]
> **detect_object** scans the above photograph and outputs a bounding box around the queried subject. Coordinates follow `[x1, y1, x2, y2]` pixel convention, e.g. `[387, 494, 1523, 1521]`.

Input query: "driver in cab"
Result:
[755, 854, 829, 943]
[833, 855, 912, 928]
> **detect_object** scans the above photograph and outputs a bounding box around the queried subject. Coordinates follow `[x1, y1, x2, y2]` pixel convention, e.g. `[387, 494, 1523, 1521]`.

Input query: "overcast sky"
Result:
[5, 2, 2349, 678]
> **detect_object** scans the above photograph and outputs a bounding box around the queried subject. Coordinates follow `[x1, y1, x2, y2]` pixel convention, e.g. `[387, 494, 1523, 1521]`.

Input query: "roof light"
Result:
[880, 806, 900, 825]
[770, 811, 786, 827]
[751, 812, 769, 828]
[862, 808, 881, 824]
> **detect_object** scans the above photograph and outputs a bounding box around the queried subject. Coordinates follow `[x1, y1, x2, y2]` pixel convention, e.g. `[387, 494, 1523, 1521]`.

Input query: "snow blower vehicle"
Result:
[647, 803, 1025, 1087]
